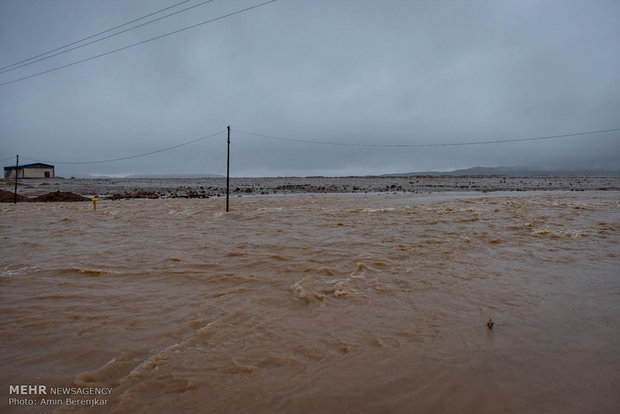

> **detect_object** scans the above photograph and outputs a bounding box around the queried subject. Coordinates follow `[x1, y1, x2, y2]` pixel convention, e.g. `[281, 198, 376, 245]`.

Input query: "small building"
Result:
[4, 163, 55, 179]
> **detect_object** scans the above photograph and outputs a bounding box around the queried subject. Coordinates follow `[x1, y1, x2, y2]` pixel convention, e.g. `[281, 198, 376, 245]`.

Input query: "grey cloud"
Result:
[1, 0, 618, 177]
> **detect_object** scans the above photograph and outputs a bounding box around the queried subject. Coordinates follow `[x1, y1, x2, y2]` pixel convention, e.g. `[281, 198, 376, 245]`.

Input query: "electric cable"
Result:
[233, 127, 620, 147]
[0, 0, 193, 72]
[0, 0, 218, 75]
[0, 0, 279, 88]
[20, 129, 225, 165]
[8, 126, 618, 167]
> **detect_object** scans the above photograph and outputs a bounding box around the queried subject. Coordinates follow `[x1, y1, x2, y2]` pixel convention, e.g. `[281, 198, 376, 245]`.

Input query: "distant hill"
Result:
[383, 166, 620, 177]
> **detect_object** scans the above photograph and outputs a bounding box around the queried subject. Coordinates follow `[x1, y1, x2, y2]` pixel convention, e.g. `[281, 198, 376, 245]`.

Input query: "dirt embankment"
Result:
[0, 189, 29, 202]
[0, 189, 89, 203]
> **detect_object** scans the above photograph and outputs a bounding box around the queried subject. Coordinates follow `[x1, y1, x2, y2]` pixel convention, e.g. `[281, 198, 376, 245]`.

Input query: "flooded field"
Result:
[1, 191, 619, 413]
[3, 175, 620, 200]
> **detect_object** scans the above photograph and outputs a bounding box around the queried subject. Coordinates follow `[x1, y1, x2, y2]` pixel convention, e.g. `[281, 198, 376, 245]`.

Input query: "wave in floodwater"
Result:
[1, 191, 619, 413]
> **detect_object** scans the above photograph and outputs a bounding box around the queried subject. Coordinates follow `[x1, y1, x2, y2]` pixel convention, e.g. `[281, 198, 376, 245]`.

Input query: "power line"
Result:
[0, 0, 279, 88]
[233, 127, 620, 147]
[0, 0, 193, 72]
[9, 126, 617, 166]
[20, 129, 225, 165]
[0, 0, 218, 75]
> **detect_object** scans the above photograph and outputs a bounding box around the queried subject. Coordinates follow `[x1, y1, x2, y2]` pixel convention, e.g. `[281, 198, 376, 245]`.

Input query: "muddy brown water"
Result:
[1, 191, 619, 413]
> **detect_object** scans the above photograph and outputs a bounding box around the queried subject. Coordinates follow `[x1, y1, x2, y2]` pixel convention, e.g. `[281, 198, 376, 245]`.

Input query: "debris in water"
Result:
[487, 318, 495, 329]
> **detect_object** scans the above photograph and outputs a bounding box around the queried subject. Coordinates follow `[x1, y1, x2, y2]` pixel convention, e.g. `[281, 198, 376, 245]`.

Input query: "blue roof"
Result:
[4, 162, 54, 169]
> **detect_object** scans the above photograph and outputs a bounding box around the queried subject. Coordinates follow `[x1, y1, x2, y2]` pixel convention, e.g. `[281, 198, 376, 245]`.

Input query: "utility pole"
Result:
[226, 126, 230, 212]
[13, 154, 18, 204]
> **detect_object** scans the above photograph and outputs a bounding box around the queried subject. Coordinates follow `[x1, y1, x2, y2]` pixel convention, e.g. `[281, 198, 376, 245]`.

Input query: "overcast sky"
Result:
[1, 0, 619, 177]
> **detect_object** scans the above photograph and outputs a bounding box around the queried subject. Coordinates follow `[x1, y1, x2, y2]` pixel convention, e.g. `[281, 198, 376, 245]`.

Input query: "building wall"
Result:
[24, 167, 54, 178]
[4, 169, 19, 179]
[4, 167, 54, 179]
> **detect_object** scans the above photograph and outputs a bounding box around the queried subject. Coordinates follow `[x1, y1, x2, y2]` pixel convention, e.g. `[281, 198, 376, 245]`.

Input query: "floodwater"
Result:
[1, 191, 619, 413]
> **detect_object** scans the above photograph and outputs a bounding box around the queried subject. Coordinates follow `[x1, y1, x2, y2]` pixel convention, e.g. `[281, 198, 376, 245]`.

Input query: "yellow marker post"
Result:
[92, 197, 98, 211]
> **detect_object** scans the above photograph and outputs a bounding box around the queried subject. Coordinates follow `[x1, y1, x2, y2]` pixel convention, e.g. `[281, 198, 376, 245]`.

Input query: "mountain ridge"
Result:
[382, 166, 620, 177]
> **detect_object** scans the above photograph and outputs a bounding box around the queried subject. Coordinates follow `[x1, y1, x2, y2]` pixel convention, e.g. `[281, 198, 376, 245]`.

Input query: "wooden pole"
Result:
[226, 126, 230, 212]
[13, 154, 18, 204]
